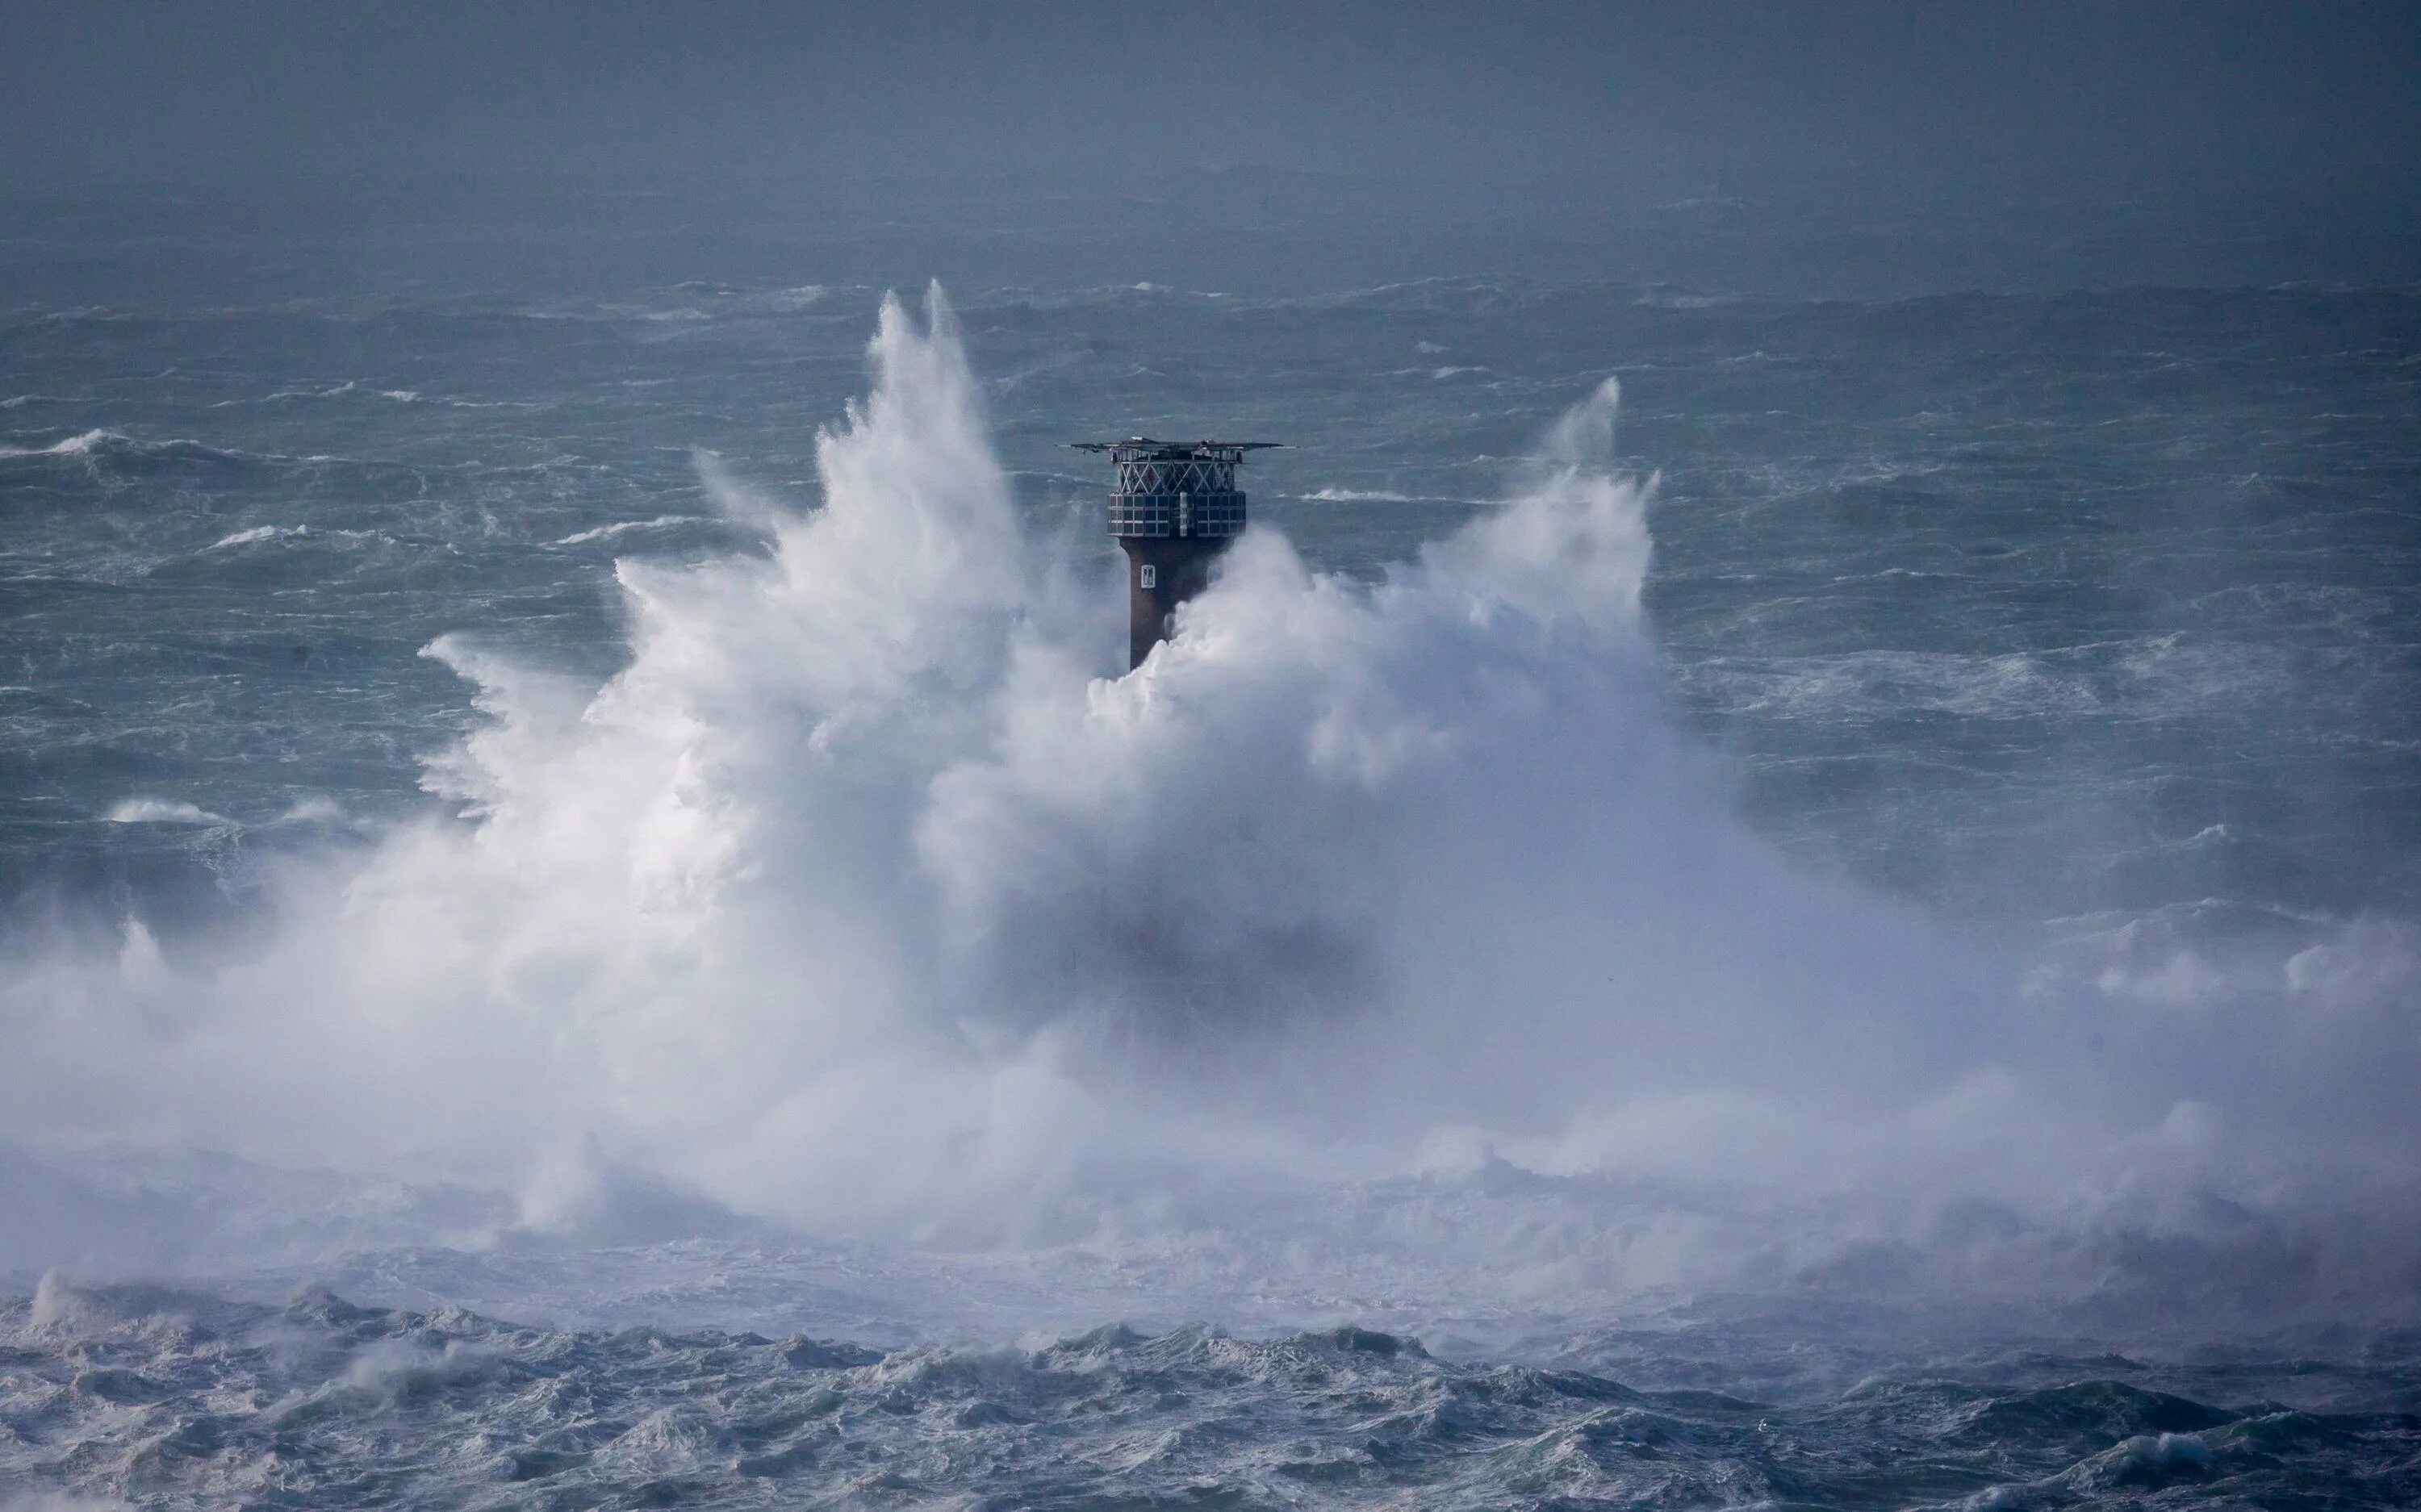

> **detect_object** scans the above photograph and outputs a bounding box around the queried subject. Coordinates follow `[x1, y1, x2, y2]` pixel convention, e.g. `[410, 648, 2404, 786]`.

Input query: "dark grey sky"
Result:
[4, 1, 2417, 216]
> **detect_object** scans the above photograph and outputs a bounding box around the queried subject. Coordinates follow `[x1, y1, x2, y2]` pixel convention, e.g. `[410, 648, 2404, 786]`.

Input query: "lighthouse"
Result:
[1073, 437, 1280, 669]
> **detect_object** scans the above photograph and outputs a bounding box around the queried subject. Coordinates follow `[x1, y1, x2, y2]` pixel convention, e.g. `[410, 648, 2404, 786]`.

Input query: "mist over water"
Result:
[5, 284, 2417, 1350]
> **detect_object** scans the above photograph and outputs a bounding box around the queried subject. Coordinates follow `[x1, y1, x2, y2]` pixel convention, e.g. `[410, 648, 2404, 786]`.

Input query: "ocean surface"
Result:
[2, 195, 2418, 1506]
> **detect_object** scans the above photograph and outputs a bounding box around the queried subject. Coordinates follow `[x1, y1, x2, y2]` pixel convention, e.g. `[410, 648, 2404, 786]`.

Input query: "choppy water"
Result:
[8, 1279, 2419, 1509]
[3, 200, 2418, 1506]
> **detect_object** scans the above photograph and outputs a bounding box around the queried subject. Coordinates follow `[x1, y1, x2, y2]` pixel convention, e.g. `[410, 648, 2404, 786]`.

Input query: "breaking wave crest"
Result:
[3, 287, 2416, 1323]
[0, 428, 267, 470]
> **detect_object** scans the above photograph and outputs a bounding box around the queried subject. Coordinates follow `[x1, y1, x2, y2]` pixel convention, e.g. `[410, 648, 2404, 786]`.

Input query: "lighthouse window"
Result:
[1139, 565, 1156, 589]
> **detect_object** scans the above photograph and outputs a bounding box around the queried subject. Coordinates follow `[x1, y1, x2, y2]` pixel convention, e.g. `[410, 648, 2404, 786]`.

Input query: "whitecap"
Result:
[206, 524, 304, 549]
[554, 515, 710, 546]
[0, 428, 115, 458]
[103, 799, 234, 826]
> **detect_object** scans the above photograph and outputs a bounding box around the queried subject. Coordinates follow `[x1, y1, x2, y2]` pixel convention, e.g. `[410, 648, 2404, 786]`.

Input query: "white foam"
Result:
[3, 286, 2417, 1318]
[0, 428, 114, 458]
[207, 524, 302, 549]
[102, 799, 233, 826]
[274, 796, 353, 825]
[554, 515, 709, 546]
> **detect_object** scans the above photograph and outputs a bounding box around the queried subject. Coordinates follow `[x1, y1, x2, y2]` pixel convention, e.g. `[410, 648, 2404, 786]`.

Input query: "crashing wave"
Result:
[1, 286, 2415, 1323]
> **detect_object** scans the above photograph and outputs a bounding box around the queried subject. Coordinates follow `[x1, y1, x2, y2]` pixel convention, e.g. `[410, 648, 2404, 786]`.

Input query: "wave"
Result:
[1300, 487, 1419, 503]
[199, 523, 399, 553]
[2, 286, 2415, 1326]
[102, 799, 233, 827]
[5, 1277, 2404, 1508]
[206, 524, 299, 550]
[553, 514, 713, 546]
[759, 284, 828, 312]
[0, 428, 117, 459]
[0, 429, 257, 466]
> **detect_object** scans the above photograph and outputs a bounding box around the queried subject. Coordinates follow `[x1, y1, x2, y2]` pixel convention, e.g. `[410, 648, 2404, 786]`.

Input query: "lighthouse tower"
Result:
[1074, 437, 1280, 669]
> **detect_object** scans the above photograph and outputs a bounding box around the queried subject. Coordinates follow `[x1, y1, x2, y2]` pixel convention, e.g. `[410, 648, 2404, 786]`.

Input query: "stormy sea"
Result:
[3, 195, 2417, 1507]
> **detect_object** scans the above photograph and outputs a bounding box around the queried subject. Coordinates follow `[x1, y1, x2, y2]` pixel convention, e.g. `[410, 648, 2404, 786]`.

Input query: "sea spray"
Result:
[1, 287, 2416, 1319]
